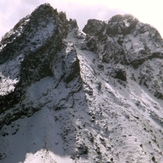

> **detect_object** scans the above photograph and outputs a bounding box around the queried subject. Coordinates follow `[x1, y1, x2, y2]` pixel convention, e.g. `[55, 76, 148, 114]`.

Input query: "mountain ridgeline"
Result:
[1, 3, 163, 163]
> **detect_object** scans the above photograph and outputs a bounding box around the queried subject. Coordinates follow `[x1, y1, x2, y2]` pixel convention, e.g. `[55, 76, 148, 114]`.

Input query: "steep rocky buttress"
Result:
[1, 3, 163, 163]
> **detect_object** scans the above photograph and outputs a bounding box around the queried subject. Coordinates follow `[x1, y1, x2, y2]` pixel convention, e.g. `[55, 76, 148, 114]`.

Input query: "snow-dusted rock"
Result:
[83, 14, 163, 68]
[1, 3, 163, 163]
[0, 3, 71, 128]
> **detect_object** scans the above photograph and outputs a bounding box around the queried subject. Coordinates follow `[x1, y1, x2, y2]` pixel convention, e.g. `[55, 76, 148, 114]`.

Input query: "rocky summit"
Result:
[1, 3, 163, 163]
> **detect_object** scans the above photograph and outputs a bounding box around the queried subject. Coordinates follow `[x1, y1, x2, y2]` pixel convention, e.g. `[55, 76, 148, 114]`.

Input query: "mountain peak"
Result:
[83, 14, 163, 67]
[30, 3, 58, 20]
[1, 4, 163, 163]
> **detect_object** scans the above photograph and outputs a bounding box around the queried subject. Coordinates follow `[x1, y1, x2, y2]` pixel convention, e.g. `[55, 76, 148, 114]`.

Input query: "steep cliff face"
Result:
[1, 3, 163, 163]
[83, 14, 163, 103]
[0, 3, 71, 126]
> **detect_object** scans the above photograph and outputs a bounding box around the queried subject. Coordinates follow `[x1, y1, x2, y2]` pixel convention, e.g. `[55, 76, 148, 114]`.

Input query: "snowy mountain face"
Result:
[1, 3, 163, 163]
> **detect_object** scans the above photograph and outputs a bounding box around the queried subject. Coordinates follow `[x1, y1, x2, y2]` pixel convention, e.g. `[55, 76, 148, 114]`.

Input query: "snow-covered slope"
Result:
[1, 3, 163, 163]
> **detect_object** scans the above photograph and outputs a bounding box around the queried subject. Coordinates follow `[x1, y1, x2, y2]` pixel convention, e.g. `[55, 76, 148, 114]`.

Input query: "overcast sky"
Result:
[0, 0, 163, 39]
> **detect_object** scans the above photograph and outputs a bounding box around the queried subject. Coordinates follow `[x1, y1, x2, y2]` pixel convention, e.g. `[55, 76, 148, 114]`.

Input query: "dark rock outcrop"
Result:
[83, 14, 163, 67]
[0, 3, 80, 129]
[106, 14, 139, 36]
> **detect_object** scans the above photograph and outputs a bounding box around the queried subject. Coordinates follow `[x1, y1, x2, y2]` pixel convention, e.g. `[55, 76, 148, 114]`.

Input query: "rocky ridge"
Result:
[1, 3, 163, 163]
